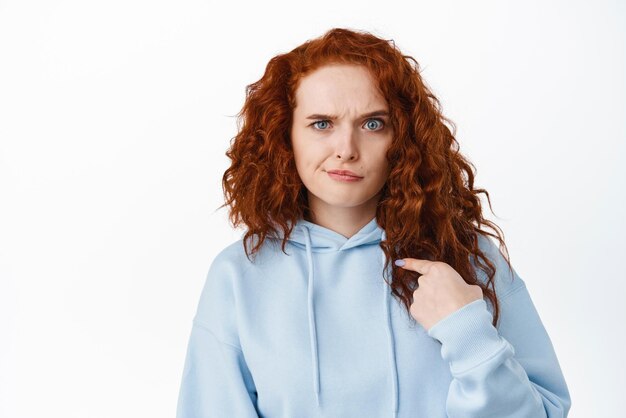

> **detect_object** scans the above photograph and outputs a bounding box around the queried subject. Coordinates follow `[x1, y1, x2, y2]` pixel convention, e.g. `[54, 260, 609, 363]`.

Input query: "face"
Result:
[290, 64, 394, 219]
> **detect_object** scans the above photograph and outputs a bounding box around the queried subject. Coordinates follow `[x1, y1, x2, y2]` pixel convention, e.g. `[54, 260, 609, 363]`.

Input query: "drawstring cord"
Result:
[300, 225, 399, 416]
[382, 229, 399, 417]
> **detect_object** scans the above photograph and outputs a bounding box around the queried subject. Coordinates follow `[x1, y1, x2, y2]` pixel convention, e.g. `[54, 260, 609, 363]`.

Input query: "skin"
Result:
[290, 63, 393, 239]
[396, 258, 484, 331]
[290, 62, 482, 331]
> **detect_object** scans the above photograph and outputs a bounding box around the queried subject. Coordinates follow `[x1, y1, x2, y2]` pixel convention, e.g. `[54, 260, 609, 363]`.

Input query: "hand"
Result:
[395, 258, 483, 332]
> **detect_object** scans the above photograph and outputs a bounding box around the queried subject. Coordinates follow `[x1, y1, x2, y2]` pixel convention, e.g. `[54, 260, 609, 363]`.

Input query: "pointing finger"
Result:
[394, 258, 434, 274]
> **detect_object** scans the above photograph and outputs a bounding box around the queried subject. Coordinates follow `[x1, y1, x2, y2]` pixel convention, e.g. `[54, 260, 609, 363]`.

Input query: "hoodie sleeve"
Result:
[426, 242, 571, 417]
[176, 251, 260, 418]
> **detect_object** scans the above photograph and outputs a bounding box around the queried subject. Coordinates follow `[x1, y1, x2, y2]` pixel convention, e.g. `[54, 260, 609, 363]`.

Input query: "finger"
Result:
[394, 258, 434, 274]
[416, 272, 427, 286]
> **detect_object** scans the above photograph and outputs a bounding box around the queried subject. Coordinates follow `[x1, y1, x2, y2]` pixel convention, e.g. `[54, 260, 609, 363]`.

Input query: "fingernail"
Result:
[394, 259, 405, 266]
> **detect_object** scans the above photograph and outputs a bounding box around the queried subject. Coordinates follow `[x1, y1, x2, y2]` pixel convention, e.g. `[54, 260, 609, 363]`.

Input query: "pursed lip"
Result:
[326, 169, 363, 178]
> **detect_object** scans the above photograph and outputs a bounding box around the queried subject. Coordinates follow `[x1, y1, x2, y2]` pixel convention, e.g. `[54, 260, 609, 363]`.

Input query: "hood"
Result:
[285, 216, 385, 252]
[273, 216, 399, 417]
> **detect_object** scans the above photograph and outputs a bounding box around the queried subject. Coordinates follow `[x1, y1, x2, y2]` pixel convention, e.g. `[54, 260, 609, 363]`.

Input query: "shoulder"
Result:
[192, 240, 257, 346]
[195, 237, 282, 321]
[473, 232, 526, 300]
[204, 236, 283, 287]
[206, 239, 254, 282]
[194, 240, 252, 322]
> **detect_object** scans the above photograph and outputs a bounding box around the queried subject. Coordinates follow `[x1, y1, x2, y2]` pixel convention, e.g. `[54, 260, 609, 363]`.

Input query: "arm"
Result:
[427, 276, 571, 417]
[176, 252, 260, 418]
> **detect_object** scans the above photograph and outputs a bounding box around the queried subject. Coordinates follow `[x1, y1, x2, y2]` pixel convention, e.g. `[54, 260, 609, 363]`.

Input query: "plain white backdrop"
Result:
[0, 0, 624, 417]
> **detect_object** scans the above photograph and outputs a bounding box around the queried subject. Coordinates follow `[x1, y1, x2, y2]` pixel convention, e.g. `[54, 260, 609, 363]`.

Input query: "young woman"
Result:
[176, 28, 571, 418]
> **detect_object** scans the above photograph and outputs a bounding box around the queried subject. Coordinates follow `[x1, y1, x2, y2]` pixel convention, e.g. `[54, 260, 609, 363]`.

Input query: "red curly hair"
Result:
[219, 27, 515, 328]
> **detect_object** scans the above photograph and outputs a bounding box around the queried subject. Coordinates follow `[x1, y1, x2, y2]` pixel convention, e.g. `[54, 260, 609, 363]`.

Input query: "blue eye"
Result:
[311, 120, 331, 130]
[309, 118, 385, 131]
[364, 118, 384, 131]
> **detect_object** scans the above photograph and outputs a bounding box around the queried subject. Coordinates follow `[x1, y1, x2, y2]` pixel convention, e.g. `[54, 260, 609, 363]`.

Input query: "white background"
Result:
[1, 0, 624, 417]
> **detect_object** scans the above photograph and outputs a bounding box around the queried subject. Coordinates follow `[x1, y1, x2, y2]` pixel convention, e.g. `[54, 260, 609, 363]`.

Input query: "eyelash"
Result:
[309, 118, 386, 131]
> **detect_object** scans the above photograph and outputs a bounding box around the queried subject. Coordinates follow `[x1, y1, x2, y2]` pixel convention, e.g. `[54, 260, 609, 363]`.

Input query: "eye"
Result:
[310, 120, 331, 130]
[364, 118, 385, 131]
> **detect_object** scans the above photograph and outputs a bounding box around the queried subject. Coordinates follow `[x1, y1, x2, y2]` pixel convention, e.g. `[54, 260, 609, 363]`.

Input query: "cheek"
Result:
[291, 130, 317, 164]
[372, 156, 391, 182]
[377, 139, 392, 171]
[292, 148, 318, 178]
[374, 150, 390, 170]
[291, 140, 308, 170]
[294, 145, 323, 169]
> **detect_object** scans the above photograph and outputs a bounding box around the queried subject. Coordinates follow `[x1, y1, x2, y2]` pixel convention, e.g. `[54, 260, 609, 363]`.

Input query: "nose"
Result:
[334, 126, 358, 161]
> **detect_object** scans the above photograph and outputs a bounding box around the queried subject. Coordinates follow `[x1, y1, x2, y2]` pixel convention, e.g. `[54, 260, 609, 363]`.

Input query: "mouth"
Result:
[326, 170, 364, 182]
[326, 170, 363, 179]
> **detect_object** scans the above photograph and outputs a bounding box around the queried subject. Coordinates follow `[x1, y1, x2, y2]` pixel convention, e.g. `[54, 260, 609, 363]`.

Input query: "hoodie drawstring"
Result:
[300, 225, 399, 417]
[382, 229, 399, 418]
[301, 225, 321, 407]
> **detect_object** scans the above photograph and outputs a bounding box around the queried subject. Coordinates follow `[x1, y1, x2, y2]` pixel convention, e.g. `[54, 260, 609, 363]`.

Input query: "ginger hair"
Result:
[219, 27, 515, 328]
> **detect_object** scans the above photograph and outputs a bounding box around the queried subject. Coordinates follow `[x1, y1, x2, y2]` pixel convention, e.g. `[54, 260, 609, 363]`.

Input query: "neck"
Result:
[305, 192, 380, 238]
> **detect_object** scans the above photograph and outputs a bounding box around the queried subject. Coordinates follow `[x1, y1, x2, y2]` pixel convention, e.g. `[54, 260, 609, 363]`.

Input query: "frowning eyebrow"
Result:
[305, 110, 390, 120]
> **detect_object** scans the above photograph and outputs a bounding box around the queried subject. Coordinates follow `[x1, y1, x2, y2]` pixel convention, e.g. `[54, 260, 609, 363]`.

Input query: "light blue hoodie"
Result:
[176, 216, 571, 417]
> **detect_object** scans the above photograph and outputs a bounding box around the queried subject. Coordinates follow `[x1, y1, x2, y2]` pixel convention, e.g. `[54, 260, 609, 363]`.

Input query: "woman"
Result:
[176, 28, 571, 417]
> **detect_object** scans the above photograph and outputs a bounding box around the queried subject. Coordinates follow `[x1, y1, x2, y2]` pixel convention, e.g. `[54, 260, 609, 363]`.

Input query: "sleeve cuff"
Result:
[427, 298, 511, 374]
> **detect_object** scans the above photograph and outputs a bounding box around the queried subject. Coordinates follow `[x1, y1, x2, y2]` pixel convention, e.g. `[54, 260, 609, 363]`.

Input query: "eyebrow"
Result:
[305, 110, 390, 120]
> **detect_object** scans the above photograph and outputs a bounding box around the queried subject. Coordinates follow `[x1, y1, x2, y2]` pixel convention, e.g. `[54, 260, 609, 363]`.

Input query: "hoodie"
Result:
[176, 216, 571, 417]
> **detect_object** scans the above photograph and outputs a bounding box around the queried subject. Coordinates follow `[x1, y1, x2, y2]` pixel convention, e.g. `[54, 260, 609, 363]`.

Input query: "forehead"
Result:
[293, 64, 387, 113]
